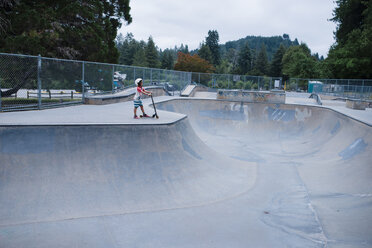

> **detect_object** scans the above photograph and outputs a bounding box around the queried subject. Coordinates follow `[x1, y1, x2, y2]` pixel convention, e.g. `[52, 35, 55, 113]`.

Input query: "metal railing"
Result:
[1, 52, 372, 111]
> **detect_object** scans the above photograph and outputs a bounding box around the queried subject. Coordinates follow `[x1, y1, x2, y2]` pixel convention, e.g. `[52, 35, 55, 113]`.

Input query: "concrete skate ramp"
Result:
[0, 120, 255, 226]
[156, 98, 372, 247]
[0, 98, 371, 247]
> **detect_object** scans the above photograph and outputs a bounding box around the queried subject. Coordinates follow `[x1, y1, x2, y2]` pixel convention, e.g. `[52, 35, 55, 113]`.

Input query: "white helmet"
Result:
[135, 78, 143, 86]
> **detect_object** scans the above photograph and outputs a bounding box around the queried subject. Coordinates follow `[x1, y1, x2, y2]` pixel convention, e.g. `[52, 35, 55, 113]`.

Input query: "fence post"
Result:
[0, 79, 2, 112]
[150, 68, 153, 83]
[133, 68, 136, 84]
[37, 54, 42, 110]
[296, 79, 299, 91]
[82, 61, 85, 103]
[112, 65, 115, 94]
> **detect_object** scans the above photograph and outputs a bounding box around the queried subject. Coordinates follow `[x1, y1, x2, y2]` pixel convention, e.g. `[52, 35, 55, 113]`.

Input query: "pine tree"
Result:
[132, 48, 148, 67]
[206, 30, 221, 65]
[198, 43, 213, 64]
[269, 44, 286, 77]
[145, 36, 159, 68]
[254, 44, 269, 75]
[237, 42, 252, 74]
[161, 49, 174, 69]
[118, 33, 135, 65]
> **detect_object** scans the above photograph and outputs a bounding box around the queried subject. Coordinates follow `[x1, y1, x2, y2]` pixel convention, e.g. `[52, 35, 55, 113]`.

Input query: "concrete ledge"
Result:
[217, 89, 285, 103]
[346, 99, 366, 110]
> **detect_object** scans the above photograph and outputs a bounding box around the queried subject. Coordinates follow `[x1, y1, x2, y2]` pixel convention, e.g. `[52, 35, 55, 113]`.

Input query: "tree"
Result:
[178, 44, 189, 54]
[326, 0, 372, 78]
[269, 44, 286, 77]
[174, 52, 215, 73]
[0, 0, 132, 63]
[145, 36, 159, 68]
[0, 0, 16, 34]
[215, 59, 231, 74]
[161, 49, 175, 70]
[254, 44, 269, 75]
[117, 33, 136, 65]
[198, 43, 213, 64]
[206, 30, 221, 65]
[282, 44, 317, 79]
[237, 42, 252, 74]
[331, 0, 366, 45]
[132, 41, 147, 67]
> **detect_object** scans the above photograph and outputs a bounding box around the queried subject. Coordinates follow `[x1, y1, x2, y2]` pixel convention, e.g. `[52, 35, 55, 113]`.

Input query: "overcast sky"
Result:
[118, 0, 337, 57]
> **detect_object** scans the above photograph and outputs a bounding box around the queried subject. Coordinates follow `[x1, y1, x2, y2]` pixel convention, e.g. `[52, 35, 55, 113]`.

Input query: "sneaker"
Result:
[134, 115, 140, 119]
[142, 114, 150, 118]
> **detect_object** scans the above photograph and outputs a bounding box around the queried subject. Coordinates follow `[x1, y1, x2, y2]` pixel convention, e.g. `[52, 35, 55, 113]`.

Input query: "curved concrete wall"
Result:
[0, 119, 255, 227]
[1, 98, 371, 247]
[156, 99, 372, 246]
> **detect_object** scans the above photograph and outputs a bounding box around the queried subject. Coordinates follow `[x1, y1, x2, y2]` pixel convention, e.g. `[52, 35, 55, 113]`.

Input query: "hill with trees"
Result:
[1, 0, 370, 83]
[220, 34, 300, 61]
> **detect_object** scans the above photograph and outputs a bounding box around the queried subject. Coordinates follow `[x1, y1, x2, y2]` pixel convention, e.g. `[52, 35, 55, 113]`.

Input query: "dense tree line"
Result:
[326, 0, 371, 79]
[115, 31, 327, 81]
[116, 0, 371, 81]
[0, 0, 132, 63]
[1, 0, 370, 83]
[116, 32, 190, 70]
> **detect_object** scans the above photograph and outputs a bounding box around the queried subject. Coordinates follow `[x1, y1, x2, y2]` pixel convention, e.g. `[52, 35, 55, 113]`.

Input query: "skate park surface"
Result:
[0, 95, 372, 247]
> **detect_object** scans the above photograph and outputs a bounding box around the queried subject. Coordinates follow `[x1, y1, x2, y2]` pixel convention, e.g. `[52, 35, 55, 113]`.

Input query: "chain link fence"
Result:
[188, 72, 283, 91]
[286, 78, 372, 100]
[1, 52, 372, 111]
[0, 53, 192, 111]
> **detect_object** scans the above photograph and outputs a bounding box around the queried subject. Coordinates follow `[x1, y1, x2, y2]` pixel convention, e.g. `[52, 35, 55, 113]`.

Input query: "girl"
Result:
[133, 78, 152, 119]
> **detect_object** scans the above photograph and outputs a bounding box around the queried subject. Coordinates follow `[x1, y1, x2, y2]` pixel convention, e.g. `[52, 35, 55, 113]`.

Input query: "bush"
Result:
[235, 81, 244, 89]
[217, 81, 228, 89]
[244, 81, 252, 90]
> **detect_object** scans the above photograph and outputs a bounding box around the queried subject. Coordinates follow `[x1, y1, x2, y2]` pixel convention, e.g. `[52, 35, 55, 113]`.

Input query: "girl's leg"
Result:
[134, 107, 138, 116]
[140, 105, 145, 115]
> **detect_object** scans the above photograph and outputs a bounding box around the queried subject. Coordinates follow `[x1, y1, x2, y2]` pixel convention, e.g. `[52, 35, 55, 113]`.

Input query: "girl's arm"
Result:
[141, 88, 152, 95]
